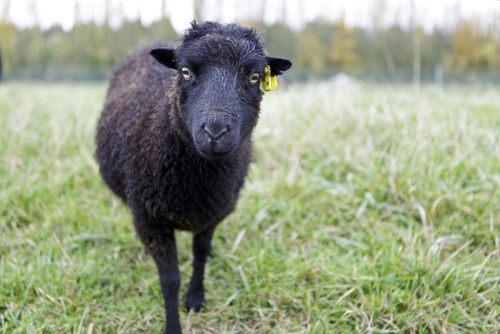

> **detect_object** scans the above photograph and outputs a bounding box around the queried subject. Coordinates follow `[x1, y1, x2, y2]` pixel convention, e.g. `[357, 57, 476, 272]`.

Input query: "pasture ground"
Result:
[1, 82, 499, 333]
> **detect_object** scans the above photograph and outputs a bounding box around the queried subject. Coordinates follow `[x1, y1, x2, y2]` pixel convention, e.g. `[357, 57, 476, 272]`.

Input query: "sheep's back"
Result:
[96, 45, 175, 202]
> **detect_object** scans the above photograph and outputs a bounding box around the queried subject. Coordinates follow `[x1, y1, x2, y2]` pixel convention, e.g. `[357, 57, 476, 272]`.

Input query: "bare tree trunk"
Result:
[260, 0, 266, 23]
[385, 51, 396, 79]
[73, 1, 82, 25]
[372, 0, 386, 30]
[1, 0, 10, 22]
[0, 48, 3, 82]
[194, 0, 204, 23]
[0, 0, 10, 80]
[411, 0, 420, 87]
[29, 0, 38, 26]
[104, 0, 110, 27]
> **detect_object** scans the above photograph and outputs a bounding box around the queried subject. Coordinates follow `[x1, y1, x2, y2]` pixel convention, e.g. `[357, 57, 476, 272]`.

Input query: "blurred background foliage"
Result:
[0, 0, 499, 82]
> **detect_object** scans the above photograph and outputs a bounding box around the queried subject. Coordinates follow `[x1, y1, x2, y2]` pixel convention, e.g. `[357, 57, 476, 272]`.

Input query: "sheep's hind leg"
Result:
[185, 224, 217, 312]
[133, 210, 182, 334]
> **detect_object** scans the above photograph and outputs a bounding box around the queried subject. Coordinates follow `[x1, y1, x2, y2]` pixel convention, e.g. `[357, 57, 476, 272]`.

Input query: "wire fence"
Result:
[2, 66, 111, 82]
[2, 66, 500, 85]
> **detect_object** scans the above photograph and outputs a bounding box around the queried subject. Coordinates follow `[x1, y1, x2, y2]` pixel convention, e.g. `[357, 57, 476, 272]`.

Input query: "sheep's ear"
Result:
[267, 57, 292, 76]
[150, 47, 176, 69]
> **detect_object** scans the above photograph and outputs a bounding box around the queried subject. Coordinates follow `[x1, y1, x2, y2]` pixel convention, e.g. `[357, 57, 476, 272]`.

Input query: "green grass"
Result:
[1, 82, 499, 333]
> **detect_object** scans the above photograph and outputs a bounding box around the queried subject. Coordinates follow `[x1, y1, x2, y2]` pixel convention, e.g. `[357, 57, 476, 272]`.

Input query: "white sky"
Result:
[3, 0, 500, 32]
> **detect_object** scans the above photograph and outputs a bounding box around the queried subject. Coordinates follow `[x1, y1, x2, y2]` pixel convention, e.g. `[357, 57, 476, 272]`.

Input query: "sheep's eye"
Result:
[181, 67, 193, 80]
[249, 73, 260, 85]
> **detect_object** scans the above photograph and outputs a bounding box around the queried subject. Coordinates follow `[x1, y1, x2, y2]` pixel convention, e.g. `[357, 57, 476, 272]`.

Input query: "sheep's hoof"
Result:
[185, 294, 205, 312]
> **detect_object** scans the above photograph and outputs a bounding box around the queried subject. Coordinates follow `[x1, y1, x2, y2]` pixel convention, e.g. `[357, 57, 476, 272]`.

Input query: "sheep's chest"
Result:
[147, 155, 244, 233]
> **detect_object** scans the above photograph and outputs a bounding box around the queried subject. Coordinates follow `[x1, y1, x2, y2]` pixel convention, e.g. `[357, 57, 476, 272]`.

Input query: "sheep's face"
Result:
[151, 22, 292, 161]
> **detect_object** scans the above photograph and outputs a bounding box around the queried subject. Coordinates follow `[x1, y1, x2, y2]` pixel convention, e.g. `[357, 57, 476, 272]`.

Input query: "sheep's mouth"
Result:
[198, 146, 235, 161]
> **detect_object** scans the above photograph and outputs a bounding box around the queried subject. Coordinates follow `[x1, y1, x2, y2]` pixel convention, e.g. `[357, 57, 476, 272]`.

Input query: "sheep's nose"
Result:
[202, 124, 229, 143]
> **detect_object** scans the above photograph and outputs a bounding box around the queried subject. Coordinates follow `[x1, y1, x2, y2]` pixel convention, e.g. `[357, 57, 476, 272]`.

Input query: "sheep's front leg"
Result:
[134, 212, 182, 334]
[185, 224, 217, 312]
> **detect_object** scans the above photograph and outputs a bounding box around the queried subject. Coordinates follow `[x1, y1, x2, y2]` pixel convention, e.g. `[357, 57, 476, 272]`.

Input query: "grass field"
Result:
[1, 82, 499, 333]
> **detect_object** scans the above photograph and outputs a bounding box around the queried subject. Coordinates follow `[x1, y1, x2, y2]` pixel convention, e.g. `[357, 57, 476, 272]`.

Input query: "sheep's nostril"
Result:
[203, 125, 229, 142]
[214, 126, 228, 140]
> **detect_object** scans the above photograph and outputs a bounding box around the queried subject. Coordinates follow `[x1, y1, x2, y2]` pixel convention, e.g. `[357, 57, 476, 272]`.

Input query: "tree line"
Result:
[0, 14, 499, 82]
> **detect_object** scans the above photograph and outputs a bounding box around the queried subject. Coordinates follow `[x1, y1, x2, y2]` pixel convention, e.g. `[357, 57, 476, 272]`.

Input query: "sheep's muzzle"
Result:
[193, 115, 239, 160]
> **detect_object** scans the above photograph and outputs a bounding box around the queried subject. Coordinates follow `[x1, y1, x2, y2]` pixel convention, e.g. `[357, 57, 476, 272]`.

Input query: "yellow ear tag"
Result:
[261, 65, 278, 92]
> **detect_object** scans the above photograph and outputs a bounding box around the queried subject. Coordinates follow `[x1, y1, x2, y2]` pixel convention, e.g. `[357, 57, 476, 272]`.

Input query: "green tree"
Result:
[328, 21, 359, 69]
[297, 23, 328, 74]
[450, 18, 494, 71]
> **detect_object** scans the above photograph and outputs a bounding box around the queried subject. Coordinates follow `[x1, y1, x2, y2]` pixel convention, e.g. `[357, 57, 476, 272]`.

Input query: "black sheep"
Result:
[96, 21, 292, 334]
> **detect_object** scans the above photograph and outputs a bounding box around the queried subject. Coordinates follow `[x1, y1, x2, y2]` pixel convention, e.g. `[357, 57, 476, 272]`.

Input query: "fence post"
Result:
[434, 64, 443, 87]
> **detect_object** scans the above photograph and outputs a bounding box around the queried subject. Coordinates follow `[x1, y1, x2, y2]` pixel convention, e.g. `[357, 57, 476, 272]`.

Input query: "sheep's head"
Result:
[150, 21, 292, 161]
